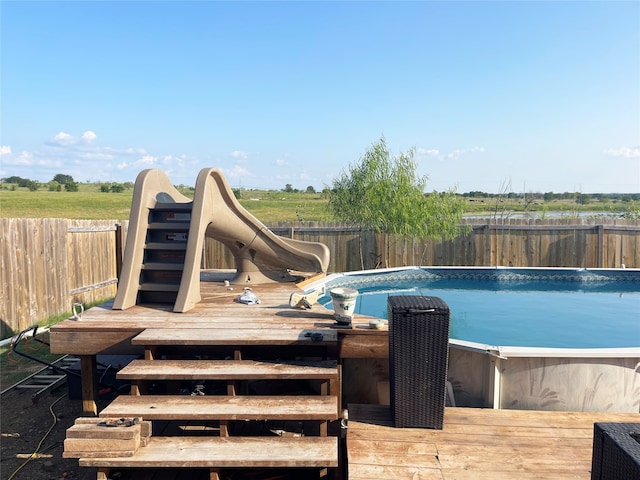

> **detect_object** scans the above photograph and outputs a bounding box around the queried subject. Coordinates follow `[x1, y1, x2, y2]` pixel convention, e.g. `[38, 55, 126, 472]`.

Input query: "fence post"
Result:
[597, 224, 604, 268]
[484, 225, 491, 266]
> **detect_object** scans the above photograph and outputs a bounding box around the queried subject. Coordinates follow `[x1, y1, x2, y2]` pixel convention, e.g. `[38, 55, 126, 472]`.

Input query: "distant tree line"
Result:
[2, 174, 638, 204]
[282, 184, 318, 194]
[1, 174, 79, 192]
[1, 175, 133, 193]
[462, 191, 640, 203]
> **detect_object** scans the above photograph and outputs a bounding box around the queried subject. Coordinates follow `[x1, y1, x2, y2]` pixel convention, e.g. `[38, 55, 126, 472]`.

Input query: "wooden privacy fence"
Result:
[204, 219, 640, 272]
[2, 217, 639, 336]
[1, 218, 121, 337]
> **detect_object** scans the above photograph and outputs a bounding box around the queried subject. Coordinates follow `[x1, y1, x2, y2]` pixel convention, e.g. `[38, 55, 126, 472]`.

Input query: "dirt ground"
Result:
[0, 385, 99, 480]
[1, 384, 338, 480]
[0, 336, 340, 480]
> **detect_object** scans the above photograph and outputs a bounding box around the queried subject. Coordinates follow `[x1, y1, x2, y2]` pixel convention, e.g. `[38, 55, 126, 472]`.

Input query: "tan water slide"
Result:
[112, 168, 330, 312]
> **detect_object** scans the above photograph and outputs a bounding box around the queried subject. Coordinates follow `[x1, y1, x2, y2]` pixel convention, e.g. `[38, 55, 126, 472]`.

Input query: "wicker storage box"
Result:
[388, 295, 450, 429]
[592, 422, 640, 480]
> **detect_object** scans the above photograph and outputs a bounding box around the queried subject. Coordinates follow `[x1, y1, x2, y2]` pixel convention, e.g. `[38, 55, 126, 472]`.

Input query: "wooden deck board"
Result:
[117, 359, 339, 381]
[100, 395, 339, 420]
[132, 327, 338, 346]
[347, 404, 640, 480]
[78, 436, 338, 468]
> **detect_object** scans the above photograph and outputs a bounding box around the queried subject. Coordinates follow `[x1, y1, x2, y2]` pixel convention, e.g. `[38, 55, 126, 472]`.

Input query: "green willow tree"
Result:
[327, 137, 467, 268]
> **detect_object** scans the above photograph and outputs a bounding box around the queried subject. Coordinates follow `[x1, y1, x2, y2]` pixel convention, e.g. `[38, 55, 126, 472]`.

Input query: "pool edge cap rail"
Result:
[449, 339, 640, 359]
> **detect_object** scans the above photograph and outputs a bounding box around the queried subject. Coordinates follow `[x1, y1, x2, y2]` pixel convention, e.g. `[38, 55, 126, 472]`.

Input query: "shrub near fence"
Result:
[2, 217, 639, 336]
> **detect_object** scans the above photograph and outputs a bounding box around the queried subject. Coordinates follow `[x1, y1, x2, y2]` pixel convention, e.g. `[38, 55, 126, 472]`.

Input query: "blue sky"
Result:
[1, 1, 639, 193]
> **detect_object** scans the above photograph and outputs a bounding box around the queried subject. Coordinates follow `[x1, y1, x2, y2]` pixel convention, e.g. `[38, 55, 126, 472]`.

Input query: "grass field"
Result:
[0, 299, 114, 388]
[0, 332, 64, 391]
[0, 183, 636, 221]
[0, 185, 334, 222]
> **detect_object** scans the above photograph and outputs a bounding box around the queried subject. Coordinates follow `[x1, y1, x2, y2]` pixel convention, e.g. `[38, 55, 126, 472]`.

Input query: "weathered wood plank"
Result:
[346, 464, 444, 480]
[49, 329, 141, 354]
[339, 334, 388, 358]
[64, 438, 140, 455]
[117, 359, 339, 381]
[439, 471, 591, 480]
[347, 439, 440, 467]
[79, 436, 338, 468]
[132, 328, 337, 346]
[100, 395, 339, 420]
[66, 423, 141, 440]
[347, 404, 640, 480]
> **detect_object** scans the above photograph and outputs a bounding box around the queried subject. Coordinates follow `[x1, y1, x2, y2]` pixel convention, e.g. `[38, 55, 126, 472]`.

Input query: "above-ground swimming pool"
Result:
[317, 267, 640, 349]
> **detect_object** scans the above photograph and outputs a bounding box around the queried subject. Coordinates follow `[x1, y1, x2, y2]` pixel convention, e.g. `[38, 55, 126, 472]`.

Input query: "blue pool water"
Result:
[318, 269, 640, 348]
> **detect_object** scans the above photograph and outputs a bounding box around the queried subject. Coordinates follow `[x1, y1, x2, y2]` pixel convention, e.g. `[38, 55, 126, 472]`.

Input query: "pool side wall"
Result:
[309, 267, 640, 413]
[448, 346, 640, 412]
[343, 347, 640, 413]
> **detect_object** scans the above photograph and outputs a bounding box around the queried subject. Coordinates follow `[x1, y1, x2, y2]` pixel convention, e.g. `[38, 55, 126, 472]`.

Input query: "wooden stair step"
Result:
[117, 359, 339, 382]
[133, 327, 337, 346]
[100, 395, 339, 421]
[79, 436, 338, 468]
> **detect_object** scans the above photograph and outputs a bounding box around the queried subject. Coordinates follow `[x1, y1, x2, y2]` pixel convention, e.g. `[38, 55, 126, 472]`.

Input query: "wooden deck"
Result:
[50, 274, 383, 358]
[50, 274, 379, 479]
[50, 273, 640, 480]
[347, 404, 640, 480]
[50, 274, 386, 415]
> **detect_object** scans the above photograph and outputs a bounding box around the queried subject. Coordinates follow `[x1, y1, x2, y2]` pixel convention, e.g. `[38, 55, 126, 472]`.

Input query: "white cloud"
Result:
[82, 131, 97, 141]
[231, 150, 249, 161]
[53, 131, 74, 145]
[50, 130, 97, 147]
[275, 158, 287, 167]
[12, 150, 35, 165]
[447, 147, 486, 161]
[604, 147, 640, 159]
[222, 165, 253, 180]
[415, 146, 484, 162]
[416, 147, 439, 156]
[447, 149, 464, 160]
[161, 154, 178, 164]
[125, 147, 147, 155]
[137, 155, 157, 165]
[0, 130, 203, 185]
[159, 155, 189, 177]
[79, 151, 114, 161]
